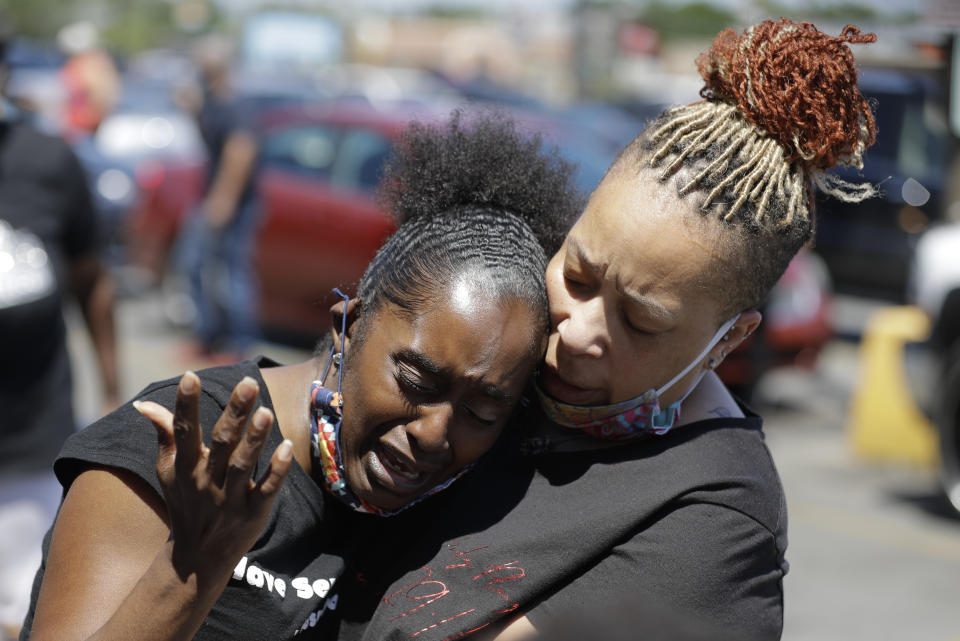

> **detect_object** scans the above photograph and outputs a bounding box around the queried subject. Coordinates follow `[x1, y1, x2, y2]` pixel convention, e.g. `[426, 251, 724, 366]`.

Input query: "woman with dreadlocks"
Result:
[20, 113, 581, 641]
[343, 19, 877, 641]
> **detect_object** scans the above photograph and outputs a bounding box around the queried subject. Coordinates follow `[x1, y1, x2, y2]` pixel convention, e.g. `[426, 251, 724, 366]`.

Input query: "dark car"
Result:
[814, 66, 953, 302]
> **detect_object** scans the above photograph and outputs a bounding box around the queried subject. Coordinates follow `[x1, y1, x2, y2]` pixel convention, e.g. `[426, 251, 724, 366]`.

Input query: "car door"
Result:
[255, 121, 395, 337]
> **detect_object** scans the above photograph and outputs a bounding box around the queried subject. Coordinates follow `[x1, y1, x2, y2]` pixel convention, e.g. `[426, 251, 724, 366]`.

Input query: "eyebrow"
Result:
[618, 284, 677, 325]
[569, 236, 675, 324]
[394, 350, 514, 403]
[395, 349, 444, 376]
[567, 237, 603, 275]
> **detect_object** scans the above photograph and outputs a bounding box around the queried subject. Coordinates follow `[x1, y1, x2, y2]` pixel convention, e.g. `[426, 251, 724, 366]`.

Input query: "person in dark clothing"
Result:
[337, 19, 878, 641]
[0, 17, 118, 640]
[20, 113, 581, 641]
[178, 35, 260, 359]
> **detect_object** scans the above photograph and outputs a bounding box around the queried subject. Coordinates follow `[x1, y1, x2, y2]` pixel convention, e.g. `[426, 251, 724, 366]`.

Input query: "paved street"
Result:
[65, 291, 960, 641]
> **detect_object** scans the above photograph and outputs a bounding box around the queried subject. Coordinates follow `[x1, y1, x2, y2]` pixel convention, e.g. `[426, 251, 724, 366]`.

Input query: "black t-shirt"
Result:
[339, 409, 788, 641]
[20, 358, 351, 641]
[0, 114, 98, 476]
[199, 90, 258, 209]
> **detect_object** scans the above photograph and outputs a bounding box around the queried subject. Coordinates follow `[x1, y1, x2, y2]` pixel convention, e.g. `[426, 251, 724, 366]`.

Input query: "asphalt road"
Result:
[65, 292, 960, 641]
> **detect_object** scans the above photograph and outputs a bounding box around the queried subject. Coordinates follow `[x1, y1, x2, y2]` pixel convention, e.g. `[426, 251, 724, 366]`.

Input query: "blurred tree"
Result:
[3, 0, 217, 54]
[420, 6, 488, 19]
[2, 0, 76, 39]
[100, 0, 180, 53]
[756, 1, 879, 22]
[639, 1, 736, 40]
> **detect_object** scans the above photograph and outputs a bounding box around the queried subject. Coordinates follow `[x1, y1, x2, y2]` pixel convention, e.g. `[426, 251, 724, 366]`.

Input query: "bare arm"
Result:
[495, 616, 537, 641]
[204, 131, 257, 228]
[29, 467, 203, 641]
[70, 253, 119, 411]
[28, 374, 292, 641]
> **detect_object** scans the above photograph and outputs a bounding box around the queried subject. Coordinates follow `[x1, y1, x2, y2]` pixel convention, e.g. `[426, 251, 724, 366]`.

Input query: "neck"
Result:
[677, 370, 744, 425]
[260, 358, 326, 477]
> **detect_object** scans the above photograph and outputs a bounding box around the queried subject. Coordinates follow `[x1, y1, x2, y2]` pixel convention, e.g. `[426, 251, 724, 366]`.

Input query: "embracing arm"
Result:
[27, 374, 293, 641]
[498, 502, 785, 641]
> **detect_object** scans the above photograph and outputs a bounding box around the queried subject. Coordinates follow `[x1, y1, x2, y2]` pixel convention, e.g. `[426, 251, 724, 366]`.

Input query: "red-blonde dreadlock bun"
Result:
[696, 18, 876, 170]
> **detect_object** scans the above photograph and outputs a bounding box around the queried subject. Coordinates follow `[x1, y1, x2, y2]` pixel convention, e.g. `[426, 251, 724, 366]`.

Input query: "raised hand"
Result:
[134, 371, 293, 581]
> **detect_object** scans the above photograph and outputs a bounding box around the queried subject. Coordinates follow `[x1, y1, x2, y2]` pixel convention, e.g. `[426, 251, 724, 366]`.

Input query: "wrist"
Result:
[161, 539, 236, 597]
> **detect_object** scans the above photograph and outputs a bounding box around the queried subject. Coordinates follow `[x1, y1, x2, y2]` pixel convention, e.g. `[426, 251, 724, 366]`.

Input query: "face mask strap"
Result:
[655, 314, 741, 398]
[320, 288, 351, 393]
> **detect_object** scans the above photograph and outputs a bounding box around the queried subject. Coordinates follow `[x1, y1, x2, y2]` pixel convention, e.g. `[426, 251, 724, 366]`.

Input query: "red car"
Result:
[127, 104, 405, 337]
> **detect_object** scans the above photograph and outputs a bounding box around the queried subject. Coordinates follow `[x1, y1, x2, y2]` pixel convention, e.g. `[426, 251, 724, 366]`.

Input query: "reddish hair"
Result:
[696, 18, 876, 170]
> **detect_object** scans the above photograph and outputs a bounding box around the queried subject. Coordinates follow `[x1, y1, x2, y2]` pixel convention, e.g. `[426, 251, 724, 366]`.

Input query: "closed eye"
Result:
[564, 271, 592, 293]
[464, 405, 498, 427]
[395, 363, 438, 395]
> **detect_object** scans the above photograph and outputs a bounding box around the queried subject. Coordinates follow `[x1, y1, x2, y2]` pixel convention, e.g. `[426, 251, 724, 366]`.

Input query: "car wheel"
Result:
[936, 339, 960, 514]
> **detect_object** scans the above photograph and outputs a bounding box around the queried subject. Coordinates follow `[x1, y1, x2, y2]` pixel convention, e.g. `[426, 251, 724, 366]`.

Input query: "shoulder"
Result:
[3, 119, 73, 161]
[55, 358, 277, 495]
[527, 501, 785, 641]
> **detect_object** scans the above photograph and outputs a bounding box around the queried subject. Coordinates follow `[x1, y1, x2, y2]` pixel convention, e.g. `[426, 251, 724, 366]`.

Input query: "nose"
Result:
[556, 297, 606, 359]
[406, 404, 454, 458]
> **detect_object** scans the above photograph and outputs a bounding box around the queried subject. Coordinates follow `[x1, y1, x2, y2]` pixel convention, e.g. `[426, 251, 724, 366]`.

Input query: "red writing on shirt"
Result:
[379, 537, 526, 640]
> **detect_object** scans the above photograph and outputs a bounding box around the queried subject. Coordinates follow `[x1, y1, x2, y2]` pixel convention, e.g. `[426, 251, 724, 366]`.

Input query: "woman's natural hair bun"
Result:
[696, 18, 876, 170]
[377, 110, 581, 256]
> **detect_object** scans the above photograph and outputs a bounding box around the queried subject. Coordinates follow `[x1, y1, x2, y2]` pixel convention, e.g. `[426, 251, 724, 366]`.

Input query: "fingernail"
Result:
[181, 371, 198, 393]
[277, 439, 293, 462]
[132, 400, 144, 414]
[253, 408, 271, 429]
[237, 377, 257, 401]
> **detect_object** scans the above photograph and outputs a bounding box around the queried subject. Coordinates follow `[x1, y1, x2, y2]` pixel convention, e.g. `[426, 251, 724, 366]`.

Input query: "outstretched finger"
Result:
[224, 407, 274, 502]
[252, 439, 294, 514]
[208, 376, 259, 486]
[134, 400, 177, 486]
[173, 371, 203, 479]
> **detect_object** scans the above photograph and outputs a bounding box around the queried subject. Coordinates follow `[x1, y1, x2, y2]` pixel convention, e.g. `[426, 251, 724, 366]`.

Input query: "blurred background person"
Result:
[0, 14, 117, 641]
[177, 34, 259, 363]
[56, 20, 120, 138]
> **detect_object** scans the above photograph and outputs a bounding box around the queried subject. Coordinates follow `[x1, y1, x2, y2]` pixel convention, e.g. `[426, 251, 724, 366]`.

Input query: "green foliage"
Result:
[639, 1, 738, 39]
[2, 0, 218, 54]
[419, 5, 488, 19]
[100, 0, 179, 54]
[755, 1, 878, 22]
[2, 0, 73, 39]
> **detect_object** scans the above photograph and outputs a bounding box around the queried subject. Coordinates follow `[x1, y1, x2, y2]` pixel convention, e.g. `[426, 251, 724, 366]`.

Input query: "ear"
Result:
[329, 297, 362, 355]
[705, 310, 762, 370]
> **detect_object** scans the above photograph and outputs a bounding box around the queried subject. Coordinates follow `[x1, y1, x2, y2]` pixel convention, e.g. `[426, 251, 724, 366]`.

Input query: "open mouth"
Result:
[372, 443, 427, 489]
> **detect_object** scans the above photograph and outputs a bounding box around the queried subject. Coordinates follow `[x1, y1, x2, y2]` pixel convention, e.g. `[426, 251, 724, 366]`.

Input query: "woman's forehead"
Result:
[570, 174, 721, 310]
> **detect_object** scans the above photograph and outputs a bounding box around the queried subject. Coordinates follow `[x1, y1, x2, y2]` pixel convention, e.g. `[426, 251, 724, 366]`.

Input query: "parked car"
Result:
[911, 220, 960, 513]
[814, 66, 953, 302]
[128, 103, 402, 338]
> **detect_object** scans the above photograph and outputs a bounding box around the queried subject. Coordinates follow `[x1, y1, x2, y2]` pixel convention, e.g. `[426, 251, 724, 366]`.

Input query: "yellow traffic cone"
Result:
[848, 306, 938, 466]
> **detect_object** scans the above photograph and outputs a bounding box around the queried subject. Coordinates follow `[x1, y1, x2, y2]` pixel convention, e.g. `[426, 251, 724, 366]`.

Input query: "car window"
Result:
[260, 124, 339, 178]
[330, 128, 392, 193]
